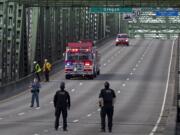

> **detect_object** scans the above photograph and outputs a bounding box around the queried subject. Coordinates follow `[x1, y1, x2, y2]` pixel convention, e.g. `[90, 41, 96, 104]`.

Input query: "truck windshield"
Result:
[66, 52, 92, 60]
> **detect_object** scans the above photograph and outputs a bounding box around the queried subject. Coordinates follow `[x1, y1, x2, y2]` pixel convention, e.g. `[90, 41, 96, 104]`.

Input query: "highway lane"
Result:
[0, 38, 174, 135]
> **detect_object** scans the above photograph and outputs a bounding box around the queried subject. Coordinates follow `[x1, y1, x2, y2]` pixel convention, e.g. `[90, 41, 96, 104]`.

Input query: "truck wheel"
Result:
[93, 70, 97, 77]
[88, 75, 94, 80]
[65, 75, 71, 79]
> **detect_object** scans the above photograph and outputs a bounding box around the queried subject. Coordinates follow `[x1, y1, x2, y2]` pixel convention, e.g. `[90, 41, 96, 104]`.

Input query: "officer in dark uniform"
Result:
[53, 82, 71, 131]
[99, 81, 116, 132]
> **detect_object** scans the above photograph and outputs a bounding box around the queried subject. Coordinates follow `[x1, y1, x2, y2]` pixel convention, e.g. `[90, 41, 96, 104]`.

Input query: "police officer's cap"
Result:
[60, 81, 65, 89]
[104, 81, 110, 88]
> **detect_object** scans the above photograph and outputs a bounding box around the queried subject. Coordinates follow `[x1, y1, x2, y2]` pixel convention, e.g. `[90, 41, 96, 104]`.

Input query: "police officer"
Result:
[99, 81, 116, 132]
[53, 82, 71, 131]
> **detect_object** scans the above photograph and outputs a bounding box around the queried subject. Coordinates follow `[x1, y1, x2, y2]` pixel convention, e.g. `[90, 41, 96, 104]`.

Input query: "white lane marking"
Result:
[108, 60, 111, 63]
[103, 63, 106, 66]
[34, 134, 39, 135]
[71, 89, 75, 92]
[92, 112, 96, 114]
[138, 60, 141, 63]
[133, 68, 136, 71]
[122, 83, 126, 87]
[50, 101, 53, 104]
[136, 64, 139, 67]
[79, 82, 83, 86]
[141, 57, 143, 60]
[18, 112, 25, 116]
[43, 129, 48, 133]
[73, 119, 79, 123]
[149, 40, 175, 135]
[97, 108, 101, 112]
[87, 114, 92, 117]
[0, 118, 3, 120]
[36, 107, 40, 110]
[130, 72, 133, 75]
[117, 90, 121, 94]
[126, 78, 130, 81]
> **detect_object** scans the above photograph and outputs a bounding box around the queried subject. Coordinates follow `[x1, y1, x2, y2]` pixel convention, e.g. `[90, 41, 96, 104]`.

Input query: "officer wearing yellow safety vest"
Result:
[43, 59, 52, 82]
[33, 61, 41, 81]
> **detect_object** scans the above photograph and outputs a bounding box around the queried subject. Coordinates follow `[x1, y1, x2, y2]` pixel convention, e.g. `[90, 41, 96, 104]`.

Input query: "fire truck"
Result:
[64, 40, 100, 79]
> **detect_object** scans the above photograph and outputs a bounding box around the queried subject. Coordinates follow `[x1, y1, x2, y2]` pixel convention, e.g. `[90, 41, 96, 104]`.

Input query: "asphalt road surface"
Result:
[0, 38, 175, 135]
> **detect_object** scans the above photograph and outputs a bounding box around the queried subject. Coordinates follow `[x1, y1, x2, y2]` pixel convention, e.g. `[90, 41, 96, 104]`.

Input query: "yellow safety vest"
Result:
[35, 64, 41, 73]
[43, 62, 52, 72]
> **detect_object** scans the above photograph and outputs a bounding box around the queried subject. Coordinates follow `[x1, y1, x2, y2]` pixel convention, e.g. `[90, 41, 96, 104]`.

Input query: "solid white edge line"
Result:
[149, 40, 175, 135]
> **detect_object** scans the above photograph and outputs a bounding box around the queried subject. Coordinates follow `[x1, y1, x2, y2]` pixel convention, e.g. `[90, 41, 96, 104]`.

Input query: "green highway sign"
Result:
[89, 7, 132, 13]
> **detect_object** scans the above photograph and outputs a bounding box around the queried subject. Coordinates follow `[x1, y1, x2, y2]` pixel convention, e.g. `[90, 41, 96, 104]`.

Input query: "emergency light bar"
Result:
[66, 48, 91, 52]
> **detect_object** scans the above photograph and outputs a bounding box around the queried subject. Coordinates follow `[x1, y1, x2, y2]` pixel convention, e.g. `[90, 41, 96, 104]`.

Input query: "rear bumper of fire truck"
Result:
[65, 70, 93, 76]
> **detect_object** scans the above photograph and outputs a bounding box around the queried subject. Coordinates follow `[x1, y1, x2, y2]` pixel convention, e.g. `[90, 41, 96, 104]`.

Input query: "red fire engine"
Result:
[64, 40, 100, 79]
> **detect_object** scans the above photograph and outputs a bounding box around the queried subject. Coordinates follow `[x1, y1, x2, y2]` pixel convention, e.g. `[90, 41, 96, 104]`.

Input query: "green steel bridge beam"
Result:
[7, 0, 180, 7]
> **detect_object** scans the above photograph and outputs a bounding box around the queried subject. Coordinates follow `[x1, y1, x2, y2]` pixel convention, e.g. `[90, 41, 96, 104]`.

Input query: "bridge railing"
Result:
[0, 36, 114, 101]
[177, 34, 180, 134]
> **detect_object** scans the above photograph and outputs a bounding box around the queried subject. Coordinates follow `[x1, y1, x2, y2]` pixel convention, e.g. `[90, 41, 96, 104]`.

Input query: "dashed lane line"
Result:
[97, 108, 101, 112]
[122, 83, 126, 87]
[87, 114, 92, 117]
[50, 101, 53, 104]
[71, 89, 75, 92]
[73, 119, 79, 123]
[43, 129, 48, 133]
[18, 112, 25, 116]
[35, 107, 40, 110]
[79, 82, 83, 86]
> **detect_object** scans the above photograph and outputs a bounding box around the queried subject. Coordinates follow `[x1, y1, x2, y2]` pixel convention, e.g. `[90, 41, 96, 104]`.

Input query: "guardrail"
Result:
[176, 34, 180, 134]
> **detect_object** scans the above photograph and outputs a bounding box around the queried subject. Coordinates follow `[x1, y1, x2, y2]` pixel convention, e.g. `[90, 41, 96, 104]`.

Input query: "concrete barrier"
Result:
[164, 107, 177, 135]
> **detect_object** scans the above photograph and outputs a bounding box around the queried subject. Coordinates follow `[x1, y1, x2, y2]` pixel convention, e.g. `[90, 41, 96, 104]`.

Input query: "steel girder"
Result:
[0, 1, 28, 86]
[7, 0, 180, 7]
